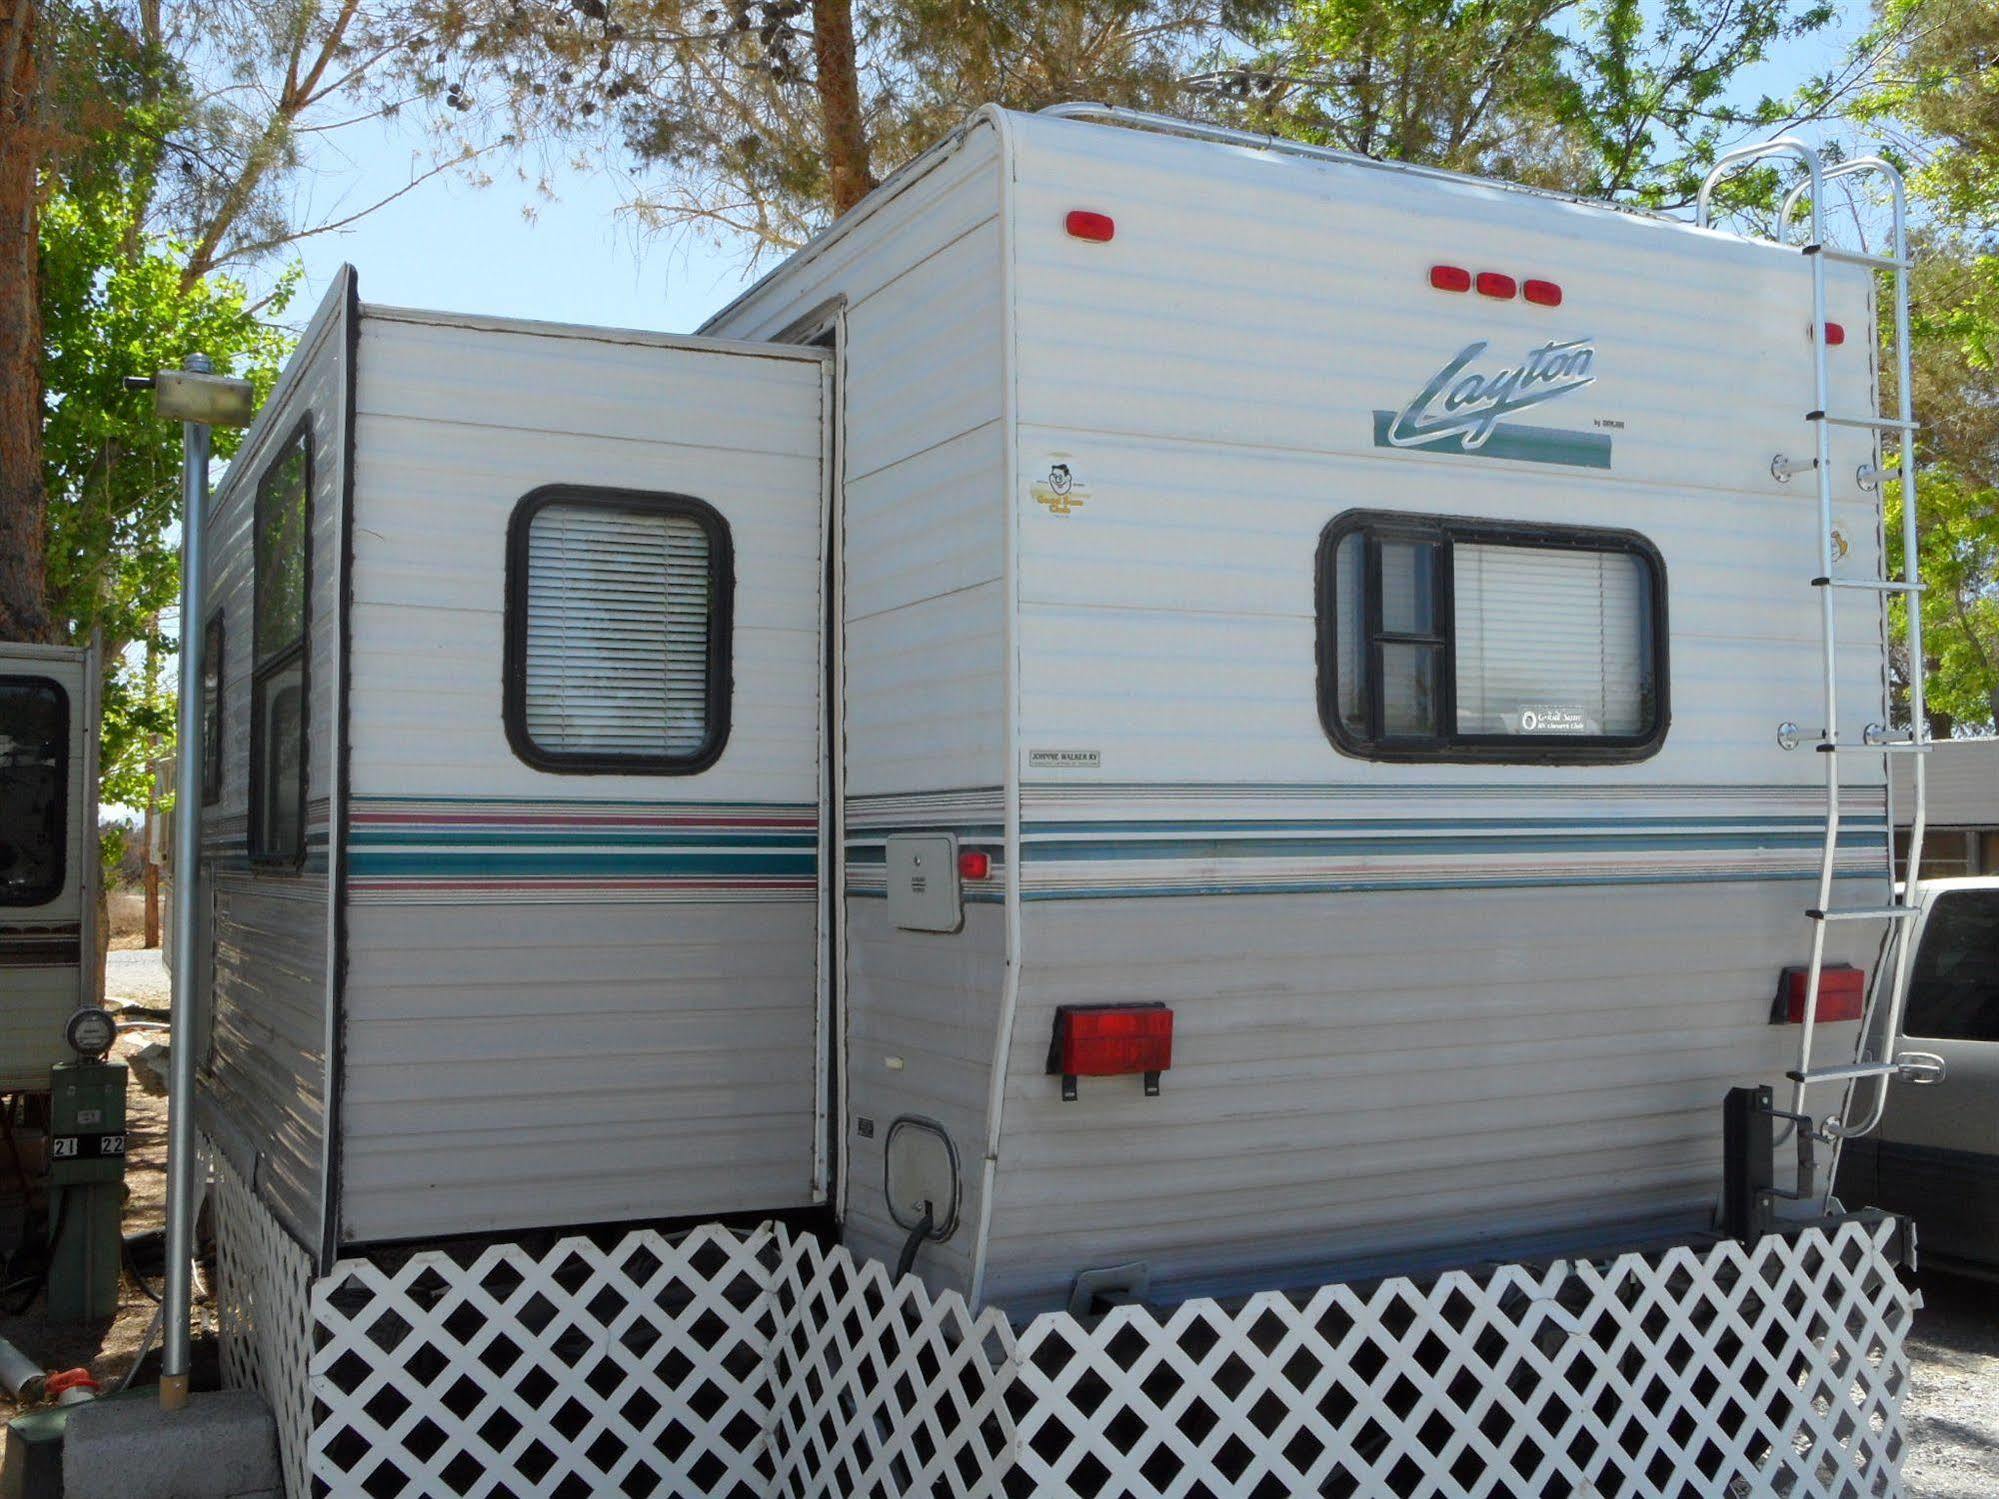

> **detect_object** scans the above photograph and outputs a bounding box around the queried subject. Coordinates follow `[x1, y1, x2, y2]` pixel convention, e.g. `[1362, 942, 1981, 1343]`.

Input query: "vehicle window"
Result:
[1319, 511, 1665, 761]
[250, 426, 311, 863]
[0, 676, 69, 907]
[201, 612, 224, 804]
[504, 488, 733, 774]
[1903, 890, 1999, 1043]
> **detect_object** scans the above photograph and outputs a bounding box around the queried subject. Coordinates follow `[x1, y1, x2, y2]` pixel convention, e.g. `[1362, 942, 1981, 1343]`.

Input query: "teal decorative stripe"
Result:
[1373, 410, 1613, 468]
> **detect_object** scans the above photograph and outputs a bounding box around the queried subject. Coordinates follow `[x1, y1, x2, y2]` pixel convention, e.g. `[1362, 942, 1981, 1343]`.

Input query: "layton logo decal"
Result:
[1373, 338, 1613, 470]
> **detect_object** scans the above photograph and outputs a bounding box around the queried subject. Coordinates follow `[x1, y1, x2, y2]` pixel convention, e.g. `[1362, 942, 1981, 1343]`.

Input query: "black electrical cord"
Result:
[121, 1233, 162, 1305]
[4, 1190, 69, 1316]
[894, 1202, 935, 1280]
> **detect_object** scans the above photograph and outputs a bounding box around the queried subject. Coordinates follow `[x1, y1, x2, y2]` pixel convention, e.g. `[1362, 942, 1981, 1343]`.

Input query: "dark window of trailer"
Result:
[250, 426, 311, 863]
[201, 612, 224, 804]
[504, 487, 733, 774]
[1903, 890, 1999, 1043]
[1318, 511, 1667, 763]
[0, 676, 69, 907]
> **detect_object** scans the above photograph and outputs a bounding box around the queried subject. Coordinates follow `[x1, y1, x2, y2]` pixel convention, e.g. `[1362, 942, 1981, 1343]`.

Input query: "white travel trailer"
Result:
[1, 642, 100, 1092]
[193, 106, 1931, 1496]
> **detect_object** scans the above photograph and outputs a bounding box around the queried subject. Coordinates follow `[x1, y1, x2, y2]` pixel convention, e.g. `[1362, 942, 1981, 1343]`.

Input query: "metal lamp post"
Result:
[130, 354, 256, 1411]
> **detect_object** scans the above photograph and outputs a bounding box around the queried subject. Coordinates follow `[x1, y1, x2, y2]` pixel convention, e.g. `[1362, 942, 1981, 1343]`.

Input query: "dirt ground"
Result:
[1903, 1269, 1999, 1499]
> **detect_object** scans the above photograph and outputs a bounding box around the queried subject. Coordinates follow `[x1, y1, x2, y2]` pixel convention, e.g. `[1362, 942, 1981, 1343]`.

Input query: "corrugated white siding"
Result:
[970, 114, 1899, 1309]
[337, 311, 828, 1244]
[984, 879, 1882, 1309]
[194, 275, 350, 1251]
[1894, 739, 1999, 827]
[705, 122, 1011, 1290]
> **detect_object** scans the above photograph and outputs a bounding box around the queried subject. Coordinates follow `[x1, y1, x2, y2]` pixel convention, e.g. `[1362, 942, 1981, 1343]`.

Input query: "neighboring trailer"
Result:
[0, 642, 100, 1092]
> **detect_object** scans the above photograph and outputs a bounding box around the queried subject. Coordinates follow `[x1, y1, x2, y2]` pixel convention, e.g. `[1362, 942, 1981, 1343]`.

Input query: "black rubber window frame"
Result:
[0, 675, 70, 908]
[502, 485, 735, 776]
[248, 420, 314, 868]
[1316, 509, 1669, 765]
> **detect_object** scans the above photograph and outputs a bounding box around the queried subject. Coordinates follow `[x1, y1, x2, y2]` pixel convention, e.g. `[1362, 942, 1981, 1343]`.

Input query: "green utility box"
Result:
[45, 1060, 127, 1323]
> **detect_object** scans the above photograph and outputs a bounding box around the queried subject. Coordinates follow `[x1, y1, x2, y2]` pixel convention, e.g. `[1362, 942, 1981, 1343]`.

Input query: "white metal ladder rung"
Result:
[1813, 576, 1924, 594]
[1787, 1062, 1903, 1084]
[1815, 740, 1929, 754]
[1806, 411, 1919, 431]
[1803, 244, 1913, 271]
[1806, 905, 1919, 923]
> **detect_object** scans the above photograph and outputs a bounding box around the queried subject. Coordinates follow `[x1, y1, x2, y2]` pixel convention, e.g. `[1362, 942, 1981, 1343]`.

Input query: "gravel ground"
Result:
[1903, 1268, 1999, 1499]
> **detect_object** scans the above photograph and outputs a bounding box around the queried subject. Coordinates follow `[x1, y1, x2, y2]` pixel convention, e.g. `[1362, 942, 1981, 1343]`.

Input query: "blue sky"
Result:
[261, 8, 1874, 339]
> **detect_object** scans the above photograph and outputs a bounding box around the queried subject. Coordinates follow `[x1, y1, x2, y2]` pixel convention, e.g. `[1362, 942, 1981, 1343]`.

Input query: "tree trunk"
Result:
[810, 0, 875, 216]
[0, 0, 50, 642]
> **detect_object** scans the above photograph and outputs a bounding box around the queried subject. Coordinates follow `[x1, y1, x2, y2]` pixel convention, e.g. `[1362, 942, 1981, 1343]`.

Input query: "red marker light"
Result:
[1430, 265, 1471, 293]
[1822, 322, 1846, 345]
[1776, 964, 1866, 1024]
[1065, 210, 1115, 243]
[1523, 279, 1563, 307]
[1475, 272, 1517, 299]
[958, 849, 992, 881]
[1050, 1004, 1174, 1100]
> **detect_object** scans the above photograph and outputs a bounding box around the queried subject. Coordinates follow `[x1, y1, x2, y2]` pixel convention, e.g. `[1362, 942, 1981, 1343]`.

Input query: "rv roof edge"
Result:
[363, 303, 833, 361]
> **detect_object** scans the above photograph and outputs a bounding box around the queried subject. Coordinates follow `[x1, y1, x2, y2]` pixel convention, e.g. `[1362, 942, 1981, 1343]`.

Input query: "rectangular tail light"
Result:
[1049, 1004, 1172, 1101]
[1776, 964, 1866, 1024]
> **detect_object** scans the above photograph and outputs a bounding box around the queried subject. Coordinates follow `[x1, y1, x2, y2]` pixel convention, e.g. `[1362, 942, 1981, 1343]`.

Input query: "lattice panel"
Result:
[309, 1224, 785, 1497]
[765, 1231, 1015, 1499]
[1008, 1216, 1911, 1499]
[206, 1207, 1909, 1499]
[207, 1140, 316, 1499]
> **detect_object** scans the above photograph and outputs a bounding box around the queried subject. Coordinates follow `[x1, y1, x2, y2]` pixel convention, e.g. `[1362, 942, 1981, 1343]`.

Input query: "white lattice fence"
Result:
[207, 1140, 316, 1499]
[206, 1176, 1910, 1499]
[1009, 1217, 1911, 1499]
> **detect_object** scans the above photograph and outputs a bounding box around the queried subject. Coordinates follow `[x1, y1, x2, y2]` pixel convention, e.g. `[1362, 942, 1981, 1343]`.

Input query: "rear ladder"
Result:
[1698, 142, 1938, 1143]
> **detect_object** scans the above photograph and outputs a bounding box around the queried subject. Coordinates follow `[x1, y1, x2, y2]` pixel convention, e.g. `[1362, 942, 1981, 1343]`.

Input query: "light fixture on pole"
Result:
[127, 354, 255, 1412]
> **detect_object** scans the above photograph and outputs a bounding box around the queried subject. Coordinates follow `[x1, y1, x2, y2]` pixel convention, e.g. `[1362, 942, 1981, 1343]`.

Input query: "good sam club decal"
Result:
[1373, 338, 1612, 469]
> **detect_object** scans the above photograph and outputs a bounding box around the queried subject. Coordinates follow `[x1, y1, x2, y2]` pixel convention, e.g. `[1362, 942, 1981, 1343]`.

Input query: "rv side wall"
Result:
[705, 120, 1012, 1289]
[979, 114, 1891, 1308]
[335, 311, 828, 1245]
[195, 275, 351, 1250]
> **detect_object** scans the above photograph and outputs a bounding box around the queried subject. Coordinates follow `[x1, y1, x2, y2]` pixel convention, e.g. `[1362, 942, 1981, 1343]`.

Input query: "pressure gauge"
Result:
[65, 1007, 117, 1061]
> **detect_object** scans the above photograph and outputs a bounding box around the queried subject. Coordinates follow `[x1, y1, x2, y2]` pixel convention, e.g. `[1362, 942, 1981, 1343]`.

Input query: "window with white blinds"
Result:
[1317, 511, 1664, 762]
[506, 490, 731, 772]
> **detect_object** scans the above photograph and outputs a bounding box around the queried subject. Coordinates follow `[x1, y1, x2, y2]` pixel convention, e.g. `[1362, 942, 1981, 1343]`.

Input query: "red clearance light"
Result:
[1430, 264, 1471, 293]
[1821, 321, 1847, 345]
[1776, 964, 1866, 1024]
[1049, 1003, 1173, 1101]
[1065, 210, 1115, 243]
[1523, 279, 1563, 307]
[1476, 271, 1517, 299]
[958, 849, 992, 881]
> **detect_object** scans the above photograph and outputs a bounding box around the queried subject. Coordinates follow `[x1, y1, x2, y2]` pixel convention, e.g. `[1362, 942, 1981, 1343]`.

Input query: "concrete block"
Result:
[63, 1389, 280, 1499]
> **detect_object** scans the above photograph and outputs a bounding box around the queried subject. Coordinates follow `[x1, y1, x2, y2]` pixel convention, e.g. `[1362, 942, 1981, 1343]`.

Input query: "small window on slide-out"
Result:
[503, 487, 733, 774]
[1903, 890, 1999, 1043]
[1318, 510, 1668, 763]
[0, 676, 69, 907]
[250, 424, 312, 865]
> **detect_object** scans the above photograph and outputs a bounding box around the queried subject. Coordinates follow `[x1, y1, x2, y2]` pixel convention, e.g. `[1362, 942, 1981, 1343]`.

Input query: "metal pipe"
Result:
[160, 353, 212, 1411]
[0, 1335, 45, 1401]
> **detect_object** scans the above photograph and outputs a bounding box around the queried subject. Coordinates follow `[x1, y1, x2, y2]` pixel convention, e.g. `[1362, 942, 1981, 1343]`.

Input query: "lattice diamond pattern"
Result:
[208, 1140, 316, 1499]
[1009, 1217, 1911, 1498]
[206, 1177, 1909, 1499]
